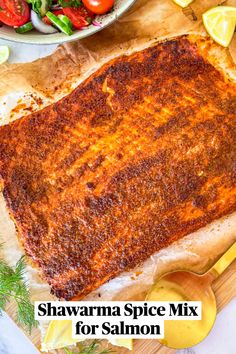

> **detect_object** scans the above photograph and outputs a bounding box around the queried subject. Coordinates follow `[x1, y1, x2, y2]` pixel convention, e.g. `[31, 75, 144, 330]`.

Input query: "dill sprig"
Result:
[64, 340, 115, 354]
[0, 245, 38, 333]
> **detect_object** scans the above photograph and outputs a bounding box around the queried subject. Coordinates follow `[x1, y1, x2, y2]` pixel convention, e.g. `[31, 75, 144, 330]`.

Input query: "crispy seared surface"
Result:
[0, 35, 235, 299]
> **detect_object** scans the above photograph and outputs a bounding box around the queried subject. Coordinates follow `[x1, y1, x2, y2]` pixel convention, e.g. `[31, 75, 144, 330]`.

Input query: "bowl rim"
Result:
[0, 0, 136, 45]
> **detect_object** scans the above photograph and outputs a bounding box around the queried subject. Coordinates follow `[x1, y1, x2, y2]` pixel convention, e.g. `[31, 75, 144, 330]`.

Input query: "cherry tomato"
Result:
[82, 0, 114, 15]
[2, 0, 30, 26]
[63, 7, 94, 29]
[42, 10, 64, 26]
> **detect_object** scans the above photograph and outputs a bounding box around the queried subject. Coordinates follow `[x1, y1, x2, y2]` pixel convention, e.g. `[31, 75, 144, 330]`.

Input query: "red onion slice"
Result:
[31, 10, 58, 34]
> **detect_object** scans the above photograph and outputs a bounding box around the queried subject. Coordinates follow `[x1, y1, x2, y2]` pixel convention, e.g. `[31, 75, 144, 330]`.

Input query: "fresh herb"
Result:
[0, 245, 38, 333]
[27, 0, 52, 16]
[58, 0, 82, 8]
[27, 0, 82, 15]
[64, 340, 115, 354]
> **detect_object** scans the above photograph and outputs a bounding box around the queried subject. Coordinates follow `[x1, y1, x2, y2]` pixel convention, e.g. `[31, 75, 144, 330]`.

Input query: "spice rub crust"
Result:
[0, 35, 235, 299]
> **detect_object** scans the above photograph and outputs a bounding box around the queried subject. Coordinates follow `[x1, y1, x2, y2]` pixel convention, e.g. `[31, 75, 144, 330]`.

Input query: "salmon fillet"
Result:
[0, 35, 235, 300]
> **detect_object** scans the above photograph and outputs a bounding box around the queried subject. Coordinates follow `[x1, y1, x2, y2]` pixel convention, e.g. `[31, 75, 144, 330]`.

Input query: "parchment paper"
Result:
[0, 0, 236, 353]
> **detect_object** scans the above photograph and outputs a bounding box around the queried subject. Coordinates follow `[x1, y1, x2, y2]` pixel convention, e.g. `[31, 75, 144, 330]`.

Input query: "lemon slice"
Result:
[42, 320, 133, 351]
[172, 0, 193, 8]
[0, 46, 10, 65]
[203, 6, 236, 47]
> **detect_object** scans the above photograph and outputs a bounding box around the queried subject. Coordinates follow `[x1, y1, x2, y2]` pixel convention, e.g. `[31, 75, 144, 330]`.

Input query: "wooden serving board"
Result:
[118, 260, 236, 354]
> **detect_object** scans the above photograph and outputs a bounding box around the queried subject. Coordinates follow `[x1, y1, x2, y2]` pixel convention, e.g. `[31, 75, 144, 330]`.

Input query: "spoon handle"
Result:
[209, 241, 236, 279]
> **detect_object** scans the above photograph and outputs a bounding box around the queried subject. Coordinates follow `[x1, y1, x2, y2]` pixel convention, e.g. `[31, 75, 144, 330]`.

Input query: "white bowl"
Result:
[0, 0, 136, 45]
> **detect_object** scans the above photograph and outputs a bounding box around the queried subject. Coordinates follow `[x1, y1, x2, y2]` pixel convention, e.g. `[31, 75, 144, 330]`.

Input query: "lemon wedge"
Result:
[203, 6, 236, 47]
[42, 320, 133, 351]
[41, 320, 79, 351]
[0, 46, 10, 65]
[172, 0, 193, 8]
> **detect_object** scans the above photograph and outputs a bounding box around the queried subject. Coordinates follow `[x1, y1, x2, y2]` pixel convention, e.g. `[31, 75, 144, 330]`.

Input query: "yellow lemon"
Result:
[172, 0, 193, 8]
[41, 320, 79, 351]
[203, 6, 236, 47]
[42, 320, 133, 351]
[0, 46, 10, 65]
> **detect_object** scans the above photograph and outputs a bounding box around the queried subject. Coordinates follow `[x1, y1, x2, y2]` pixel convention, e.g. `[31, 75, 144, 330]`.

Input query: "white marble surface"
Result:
[0, 38, 57, 63]
[0, 312, 38, 354]
[0, 39, 235, 354]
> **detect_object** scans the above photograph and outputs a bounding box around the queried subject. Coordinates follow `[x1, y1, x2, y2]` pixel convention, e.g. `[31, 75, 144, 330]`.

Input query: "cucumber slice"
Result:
[15, 22, 34, 34]
[58, 15, 73, 29]
[46, 11, 73, 36]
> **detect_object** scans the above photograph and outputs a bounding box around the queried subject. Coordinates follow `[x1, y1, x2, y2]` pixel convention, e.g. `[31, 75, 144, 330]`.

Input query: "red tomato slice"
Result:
[0, 0, 29, 27]
[82, 0, 114, 15]
[5, 0, 30, 19]
[63, 7, 95, 29]
[0, 1, 19, 26]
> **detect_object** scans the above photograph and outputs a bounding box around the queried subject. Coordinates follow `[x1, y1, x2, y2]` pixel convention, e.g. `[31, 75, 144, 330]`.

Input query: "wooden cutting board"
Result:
[118, 260, 236, 354]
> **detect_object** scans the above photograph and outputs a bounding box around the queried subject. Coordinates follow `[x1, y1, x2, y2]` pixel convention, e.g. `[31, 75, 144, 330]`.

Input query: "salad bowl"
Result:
[0, 0, 136, 45]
